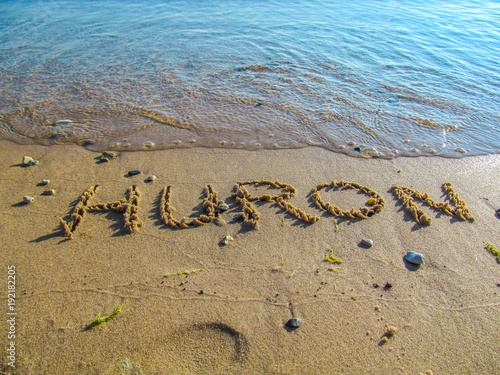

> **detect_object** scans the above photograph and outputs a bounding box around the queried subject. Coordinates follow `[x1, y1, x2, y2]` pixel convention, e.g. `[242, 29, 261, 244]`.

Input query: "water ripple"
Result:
[0, 0, 499, 157]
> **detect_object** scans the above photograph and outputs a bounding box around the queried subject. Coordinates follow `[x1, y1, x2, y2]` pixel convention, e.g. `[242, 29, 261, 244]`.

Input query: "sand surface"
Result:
[1, 140, 499, 374]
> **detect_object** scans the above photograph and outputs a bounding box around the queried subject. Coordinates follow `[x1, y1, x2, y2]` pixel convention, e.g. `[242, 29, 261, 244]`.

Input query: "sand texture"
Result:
[1, 140, 500, 374]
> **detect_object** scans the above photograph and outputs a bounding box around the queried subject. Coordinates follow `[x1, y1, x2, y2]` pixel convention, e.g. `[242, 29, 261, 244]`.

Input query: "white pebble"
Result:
[23, 196, 34, 204]
[221, 235, 234, 245]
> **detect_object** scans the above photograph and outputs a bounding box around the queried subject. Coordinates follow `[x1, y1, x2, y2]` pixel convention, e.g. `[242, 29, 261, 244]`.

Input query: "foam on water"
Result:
[0, 0, 499, 157]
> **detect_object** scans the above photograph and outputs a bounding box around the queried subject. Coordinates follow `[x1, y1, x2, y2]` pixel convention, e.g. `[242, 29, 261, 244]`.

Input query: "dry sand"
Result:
[1, 140, 499, 374]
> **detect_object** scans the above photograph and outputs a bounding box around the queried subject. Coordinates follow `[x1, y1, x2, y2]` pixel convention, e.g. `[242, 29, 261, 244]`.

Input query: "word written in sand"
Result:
[59, 181, 474, 238]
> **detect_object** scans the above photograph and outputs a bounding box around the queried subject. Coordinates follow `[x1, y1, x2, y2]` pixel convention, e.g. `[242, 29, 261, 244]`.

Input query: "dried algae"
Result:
[391, 182, 475, 225]
[232, 180, 319, 229]
[86, 186, 143, 233]
[60, 185, 143, 238]
[159, 184, 225, 228]
[59, 185, 98, 239]
[311, 180, 385, 219]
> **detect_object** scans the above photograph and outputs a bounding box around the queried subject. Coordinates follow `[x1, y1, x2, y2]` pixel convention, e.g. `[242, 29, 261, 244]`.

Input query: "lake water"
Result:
[1, 0, 499, 158]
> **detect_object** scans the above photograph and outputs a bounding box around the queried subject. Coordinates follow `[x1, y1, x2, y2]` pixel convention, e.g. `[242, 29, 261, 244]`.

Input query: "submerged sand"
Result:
[0, 140, 499, 374]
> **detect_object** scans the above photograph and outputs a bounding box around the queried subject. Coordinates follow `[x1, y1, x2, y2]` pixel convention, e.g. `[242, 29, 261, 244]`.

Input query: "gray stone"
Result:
[405, 251, 424, 265]
[101, 151, 117, 161]
[286, 318, 302, 329]
[23, 196, 34, 204]
[361, 238, 373, 248]
[218, 203, 229, 212]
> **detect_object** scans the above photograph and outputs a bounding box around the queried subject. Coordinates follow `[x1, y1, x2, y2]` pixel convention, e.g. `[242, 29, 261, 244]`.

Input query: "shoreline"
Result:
[2, 136, 498, 160]
[1, 140, 499, 374]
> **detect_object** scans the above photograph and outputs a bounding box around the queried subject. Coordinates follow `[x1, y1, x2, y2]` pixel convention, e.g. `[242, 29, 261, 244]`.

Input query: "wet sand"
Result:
[1, 140, 499, 374]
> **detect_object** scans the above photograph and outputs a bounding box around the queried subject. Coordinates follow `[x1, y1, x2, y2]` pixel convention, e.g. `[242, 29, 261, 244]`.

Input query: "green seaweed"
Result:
[333, 219, 341, 232]
[165, 268, 204, 277]
[325, 247, 343, 264]
[87, 306, 124, 327]
[121, 358, 144, 374]
[485, 243, 500, 263]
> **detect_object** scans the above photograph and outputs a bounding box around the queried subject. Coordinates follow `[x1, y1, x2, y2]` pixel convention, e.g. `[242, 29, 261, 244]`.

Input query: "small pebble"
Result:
[82, 139, 96, 146]
[213, 217, 226, 226]
[361, 238, 373, 248]
[221, 235, 234, 245]
[218, 203, 229, 212]
[145, 175, 157, 182]
[286, 318, 302, 329]
[55, 119, 74, 125]
[385, 325, 397, 337]
[100, 151, 117, 161]
[23, 196, 34, 204]
[128, 169, 142, 176]
[22, 156, 38, 166]
[41, 179, 50, 185]
[405, 251, 424, 265]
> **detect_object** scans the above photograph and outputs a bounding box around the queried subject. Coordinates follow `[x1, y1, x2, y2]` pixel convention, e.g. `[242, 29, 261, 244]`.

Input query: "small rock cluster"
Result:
[20, 157, 54, 205]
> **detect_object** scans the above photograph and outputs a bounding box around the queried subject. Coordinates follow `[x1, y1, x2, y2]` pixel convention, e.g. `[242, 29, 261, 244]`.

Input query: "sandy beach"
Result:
[1, 139, 500, 374]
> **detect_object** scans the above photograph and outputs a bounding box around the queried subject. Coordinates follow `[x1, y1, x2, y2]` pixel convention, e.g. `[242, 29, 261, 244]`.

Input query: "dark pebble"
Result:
[286, 317, 302, 329]
[361, 238, 374, 248]
[82, 139, 96, 146]
[128, 169, 142, 176]
[383, 282, 393, 290]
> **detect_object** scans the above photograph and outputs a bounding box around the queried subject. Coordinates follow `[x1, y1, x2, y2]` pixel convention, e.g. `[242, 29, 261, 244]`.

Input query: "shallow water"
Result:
[0, 0, 499, 157]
